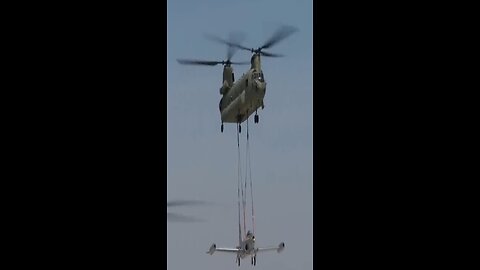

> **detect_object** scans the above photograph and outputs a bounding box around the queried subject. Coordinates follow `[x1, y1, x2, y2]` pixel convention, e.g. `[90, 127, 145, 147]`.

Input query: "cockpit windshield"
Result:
[253, 72, 264, 82]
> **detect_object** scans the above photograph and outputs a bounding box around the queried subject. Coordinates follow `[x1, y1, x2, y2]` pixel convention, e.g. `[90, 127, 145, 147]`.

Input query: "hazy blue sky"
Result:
[167, 0, 312, 269]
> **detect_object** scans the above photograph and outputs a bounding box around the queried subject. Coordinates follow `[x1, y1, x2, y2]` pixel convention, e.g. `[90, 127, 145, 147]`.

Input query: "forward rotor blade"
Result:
[177, 59, 249, 66]
[260, 51, 284, 57]
[260, 25, 298, 50]
[227, 44, 235, 61]
[177, 59, 220, 66]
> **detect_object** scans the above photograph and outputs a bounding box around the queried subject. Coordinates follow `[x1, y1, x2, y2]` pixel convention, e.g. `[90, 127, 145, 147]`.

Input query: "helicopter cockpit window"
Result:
[253, 72, 264, 82]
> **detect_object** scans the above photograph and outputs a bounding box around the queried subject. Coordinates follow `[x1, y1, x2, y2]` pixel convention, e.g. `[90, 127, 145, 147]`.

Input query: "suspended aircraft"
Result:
[177, 25, 298, 133]
[207, 229, 284, 266]
[206, 157, 285, 267]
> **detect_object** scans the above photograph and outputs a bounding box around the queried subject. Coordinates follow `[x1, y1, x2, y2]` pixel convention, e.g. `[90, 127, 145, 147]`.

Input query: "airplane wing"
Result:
[215, 247, 240, 253]
[255, 242, 285, 253]
[206, 243, 240, 255]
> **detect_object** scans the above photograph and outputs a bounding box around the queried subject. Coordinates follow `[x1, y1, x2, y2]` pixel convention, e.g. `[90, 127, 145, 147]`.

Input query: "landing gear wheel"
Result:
[254, 256, 256, 266]
[239, 125, 241, 133]
[221, 124, 223, 133]
[254, 114, 259, 123]
[251, 257, 253, 265]
[237, 258, 240, 266]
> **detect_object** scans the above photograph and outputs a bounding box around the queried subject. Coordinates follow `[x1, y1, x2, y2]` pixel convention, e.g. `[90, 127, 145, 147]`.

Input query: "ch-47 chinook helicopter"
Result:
[177, 25, 298, 133]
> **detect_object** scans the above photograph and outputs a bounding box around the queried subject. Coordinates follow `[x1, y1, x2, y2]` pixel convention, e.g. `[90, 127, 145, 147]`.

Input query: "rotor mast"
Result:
[250, 54, 261, 71]
[223, 65, 234, 87]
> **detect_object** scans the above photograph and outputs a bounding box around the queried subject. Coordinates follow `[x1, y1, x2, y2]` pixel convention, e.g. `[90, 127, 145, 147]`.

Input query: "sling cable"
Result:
[236, 118, 256, 241]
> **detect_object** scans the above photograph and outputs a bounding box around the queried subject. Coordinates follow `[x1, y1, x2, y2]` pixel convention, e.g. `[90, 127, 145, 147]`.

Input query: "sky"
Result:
[167, 0, 312, 269]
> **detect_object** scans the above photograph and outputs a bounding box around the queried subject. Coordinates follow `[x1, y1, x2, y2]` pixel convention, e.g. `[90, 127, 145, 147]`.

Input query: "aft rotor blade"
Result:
[229, 61, 250, 65]
[205, 33, 251, 53]
[260, 25, 298, 50]
[177, 59, 221, 66]
[227, 31, 247, 60]
[260, 51, 284, 57]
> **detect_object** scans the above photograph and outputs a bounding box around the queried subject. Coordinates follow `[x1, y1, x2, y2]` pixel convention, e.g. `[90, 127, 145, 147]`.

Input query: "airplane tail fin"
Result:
[207, 243, 216, 255]
[277, 242, 285, 253]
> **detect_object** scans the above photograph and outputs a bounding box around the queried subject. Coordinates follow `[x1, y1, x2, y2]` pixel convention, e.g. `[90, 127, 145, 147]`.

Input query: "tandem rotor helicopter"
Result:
[177, 25, 298, 133]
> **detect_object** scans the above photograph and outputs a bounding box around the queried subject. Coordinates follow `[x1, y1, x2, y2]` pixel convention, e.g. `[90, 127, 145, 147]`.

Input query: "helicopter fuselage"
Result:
[177, 25, 297, 129]
[219, 68, 266, 124]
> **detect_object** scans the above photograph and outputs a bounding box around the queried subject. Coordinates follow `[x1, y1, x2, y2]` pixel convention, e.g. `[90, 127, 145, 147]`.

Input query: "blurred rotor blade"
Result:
[260, 51, 284, 57]
[167, 200, 209, 207]
[205, 33, 251, 53]
[227, 31, 247, 60]
[167, 212, 205, 223]
[177, 59, 221, 66]
[229, 61, 250, 65]
[227, 45, 235, 61]
[228, 31, 247, 44]
[260, 25, 298, 50]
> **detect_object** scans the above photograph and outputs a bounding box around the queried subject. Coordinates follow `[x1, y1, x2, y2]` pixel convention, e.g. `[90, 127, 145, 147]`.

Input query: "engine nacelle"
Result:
[277, 242, 285, 253]
[207, 243, 216, 255]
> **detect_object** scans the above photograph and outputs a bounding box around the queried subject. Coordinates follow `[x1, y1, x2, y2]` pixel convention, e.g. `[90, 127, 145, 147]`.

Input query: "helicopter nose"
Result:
[255, 80, 266, 91]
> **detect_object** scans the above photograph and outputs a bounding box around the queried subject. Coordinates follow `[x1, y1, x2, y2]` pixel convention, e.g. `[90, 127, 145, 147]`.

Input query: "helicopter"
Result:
[177, 25, 298, 133]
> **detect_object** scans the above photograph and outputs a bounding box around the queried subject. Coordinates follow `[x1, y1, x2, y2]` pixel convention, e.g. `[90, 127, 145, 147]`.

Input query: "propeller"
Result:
[207, 25, 298, 57]
[177, 32, 249, 67]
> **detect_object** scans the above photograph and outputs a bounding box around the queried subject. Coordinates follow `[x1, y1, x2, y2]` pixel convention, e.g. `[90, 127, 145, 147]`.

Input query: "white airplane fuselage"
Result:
[237, 235, 256, 258]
